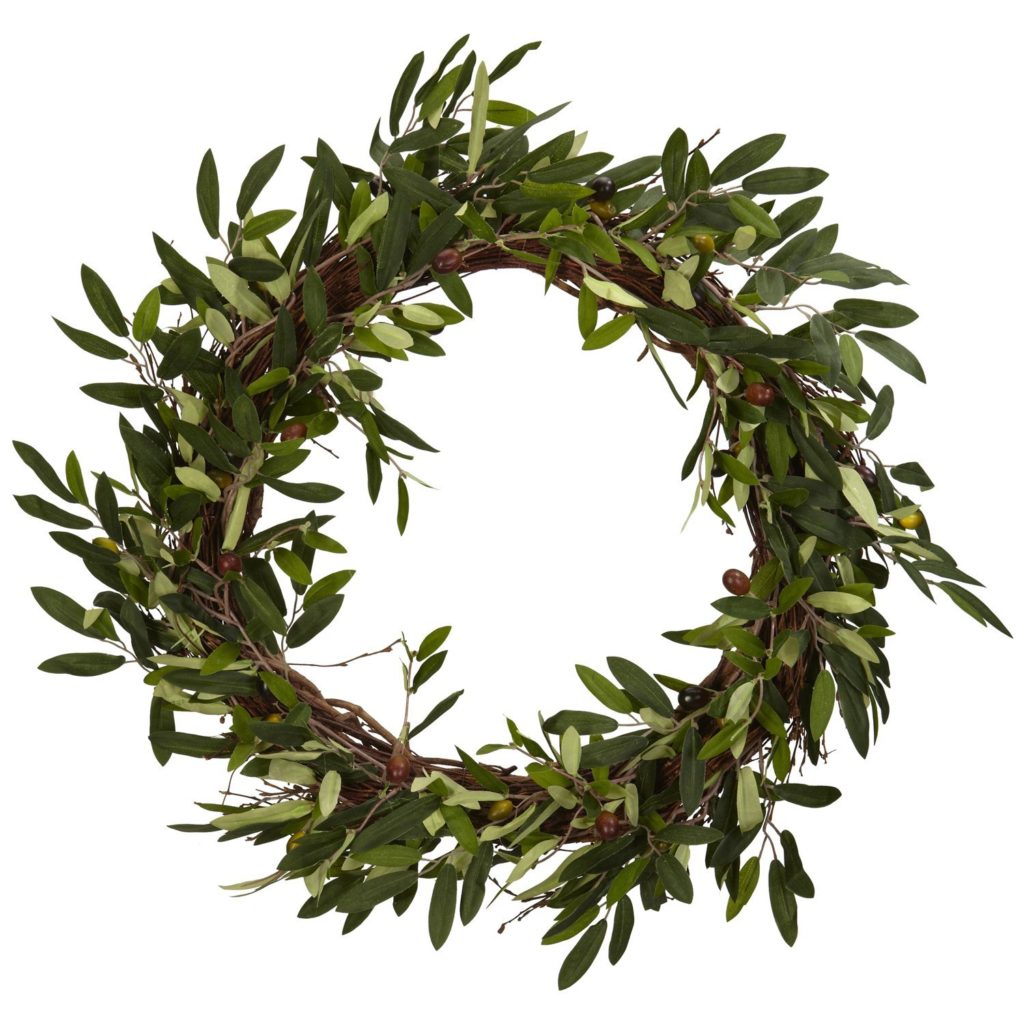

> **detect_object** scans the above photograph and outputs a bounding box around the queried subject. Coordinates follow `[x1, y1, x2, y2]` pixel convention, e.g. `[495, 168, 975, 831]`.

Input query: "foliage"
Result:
[12, 37, 1009, 987]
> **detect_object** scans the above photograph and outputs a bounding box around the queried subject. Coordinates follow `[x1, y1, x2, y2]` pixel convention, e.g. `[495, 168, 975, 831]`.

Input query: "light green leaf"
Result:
[318, 770, 341, 817]
[582, 275, 647, 309]
[207, 259, 273, 323]
[466, 62, 489, 175]
[174, 465, 221, 501]
[807, 592, 872, 614]
[736, 766, 762, 832]
[211, 800, 311, 830]
[345, 192, 390, 246]
[809, 669, 836, 741]
[561, 726, 581, 776]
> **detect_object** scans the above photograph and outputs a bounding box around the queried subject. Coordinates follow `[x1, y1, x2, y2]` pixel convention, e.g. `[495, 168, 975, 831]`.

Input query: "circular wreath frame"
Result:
[14, 37, 1009, 987]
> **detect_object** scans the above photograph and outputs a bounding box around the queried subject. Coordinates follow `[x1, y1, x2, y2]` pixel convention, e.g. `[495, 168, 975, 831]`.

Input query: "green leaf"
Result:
[390, 51, 425, 135]
[408, 689, 463, 740]
[542, 710, 619, 735]
[336, 871, 417, 914]
[428, 862, 458, 949]
[857, 330, 925, 382]
[575, 664, 632, 714]
[608, 895, 634, 965]
[175, 465, 220, 501]
[937, 582, 1011, 637]
[711, 133, 786, 185]
[81, 382, 164, 409]
[460, 841, 494, 925]
[52, 317, 127, 360]
[890, 462, 934, 489]
[287, 595, 344, 647]
[208, 259, 273, 323]
[148, 731, 232, 758]
[196, 149, 220, 238]
[656, 854, 694, 902]
[780, 830, 815, 898]
[558, 920, 607, 990]
[38, 652, 126, 676]
[726, 856, 761, 920]
[606, 656, 674, 717]
[771, 783, 841, 808]
[656, 823, 724, 846]
[14, 494, 92, 529]
[274, 547, 313, 586]
[132, 287, 161, 342]
[578, 732, 649, 770]
[834, 299, 918, 328]
[236, 144, 285, 218]
[809, 669, 836, 741]
[489, 40, 541, 82]
[417, 625, 451, 661]
[582, 314, 635, 351]
[727, 195, 780, 239]
[466, 61, 489, 175]
[81, 264, 128, 336]
[711, 595, 771, 620]
[661, 127, 689, 204]
[866, 384, 894, 439]
[243, 209, 296, 240]
[768, 859, 798, 945]
[806, 592, 872, 614]
[397, 476, 410, 535]
[582, 275, 647, 309]
[350, 794, 442, 853]
[238, 578, 288, 635]
[678, 727, 705, 813]
[742, 167, 828, 194]
[346, 192, 390, 246]
[31, 586, 99, 638]
[262, 479, 344, 503]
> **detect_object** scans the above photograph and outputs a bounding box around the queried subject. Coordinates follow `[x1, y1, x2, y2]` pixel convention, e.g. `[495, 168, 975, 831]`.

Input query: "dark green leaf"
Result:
[350, 794, 442, 853]
[417, 626, 451, 661]
[742, 167, 828, 194]
[375, 193, 412, 290]
[13, 441, 77, 503]
[608, 895, 634, 964]
[411, 650, 447, 692]
[52, 317, 127, 360]
[38, 652, 126, 676]
[937, 582, 1011, 637]
[460, 841, 494, 925]
[558, 920, 607, 990]
[866, 384, 894, 439]
[397, 476, 409, 535]
[390, 51, 425, 135]
[542, 710, 619, 735]
[834, 299, 918, 328]
[606, 656, 674, 717]
[262, 479, 344, 503]
[148, 730, 231, 757]
[656, 823, 723, 845]
[287, 594, 344, 648]
[678, 727, 705, 813]
[336, 871, 417, 914]
[768, 858, 798, 945]
[578, 732, 649, 770]
[32, 586, 101, 638]
[656, 854, 694, 902]
[197, 149, 220, 238]
[489, 40, 541, 82]
[780, 830, 815, 898]
[428, 863, 457, 949]
[856, 330, 925, 382]
[771, 783, 841, 808]
[575, 664, 633, 714]
[80, 382, 164, 409]
[890, 462, 934, 489]
[711, 134, 786, 185]
[711, 596, 771, 620]
[14, 494, 92, 529]
[81, 264, 128, 336]
[237, 144, 285, 218]
[408, 689, 464, 740]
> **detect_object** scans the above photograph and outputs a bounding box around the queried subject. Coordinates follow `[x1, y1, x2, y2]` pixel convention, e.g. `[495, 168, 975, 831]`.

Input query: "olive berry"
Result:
[217, 551, 243, 575]
[588, 199, 616, 221]
[722, 568, 751, 596]
[855, 464, 877, 488]
[744, 382, 775, 407]
[210, 470, 234, 490]
[679, 686, 710, 712]
[898, 511, 924, 530]
[385, 753, 413, 786]
[92, 537, 120, 553]
[431, 247, 463, 275]
[691, 233, 716, 255]
[587, 175, 616, 201]
[264, 713, 283, 723]
[487, 798, 515, 822]
[287, 829, 305, 851]
[279, 422, 308, 442]
[595, 810, 621, 841]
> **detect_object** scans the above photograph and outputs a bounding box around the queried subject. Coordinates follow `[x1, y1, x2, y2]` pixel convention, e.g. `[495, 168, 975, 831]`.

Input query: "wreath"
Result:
[13, 37, 1009, 988]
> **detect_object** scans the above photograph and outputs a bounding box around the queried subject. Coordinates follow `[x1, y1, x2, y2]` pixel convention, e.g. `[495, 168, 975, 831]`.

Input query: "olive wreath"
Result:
[14, 37, 1010, 988]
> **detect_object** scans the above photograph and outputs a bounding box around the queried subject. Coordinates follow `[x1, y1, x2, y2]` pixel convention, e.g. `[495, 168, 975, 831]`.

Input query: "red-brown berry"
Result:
[744, 382, 775, 407]
[855, 464, 877, 487]
[431, 247, 462, 275]
[595, 810, 621, 841]
[722, 568, 751, 596]
[217, 552, 243, 575]
[385, 753, 412, 786]
[279, 422, 308, 442]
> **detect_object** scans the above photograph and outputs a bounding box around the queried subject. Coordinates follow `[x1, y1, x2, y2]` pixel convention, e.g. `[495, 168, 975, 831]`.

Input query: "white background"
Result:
[2, 1, 1020, 1019]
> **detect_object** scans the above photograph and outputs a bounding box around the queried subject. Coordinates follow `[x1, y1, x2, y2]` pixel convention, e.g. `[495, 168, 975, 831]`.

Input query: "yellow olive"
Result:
[287, 829, 305, 851]
[210, 470, 233, 490]
[588, 199, 616, 221]
[264, 713, 283, 723]
[92, 537, 120, 553]
[691, 233, 716, 254]
[487, 798, 515, 821]
[898, 511, 924, 529]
